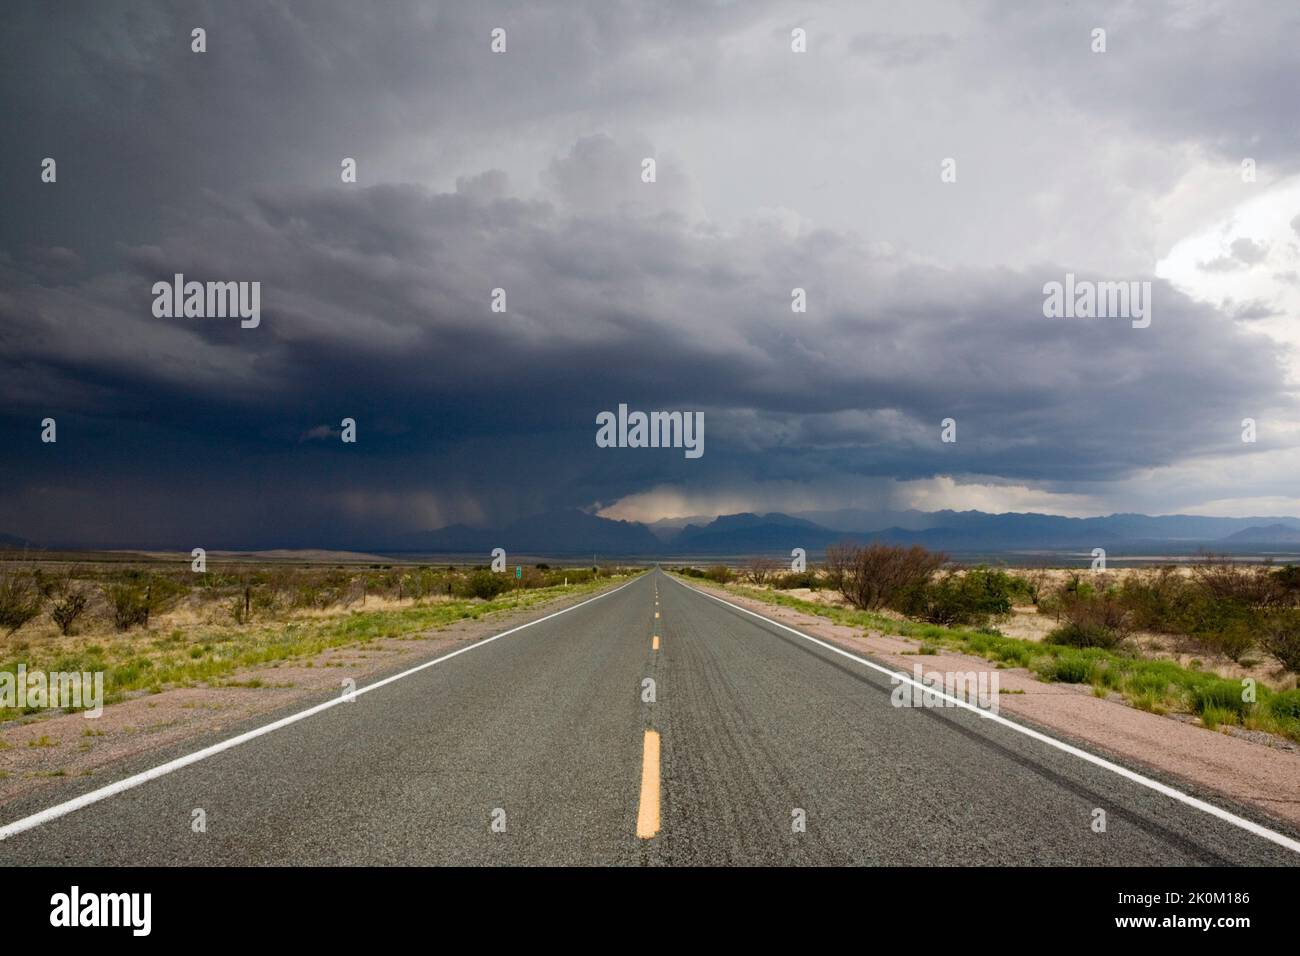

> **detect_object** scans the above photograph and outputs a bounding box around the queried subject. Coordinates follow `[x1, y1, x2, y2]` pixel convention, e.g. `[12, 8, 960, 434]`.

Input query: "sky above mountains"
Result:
[4, 1, 1300, 549]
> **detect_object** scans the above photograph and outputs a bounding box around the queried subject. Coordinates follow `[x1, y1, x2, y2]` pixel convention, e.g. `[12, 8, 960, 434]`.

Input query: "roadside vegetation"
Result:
[673, 545, 1300, 744]
[0, 560, 630, 722]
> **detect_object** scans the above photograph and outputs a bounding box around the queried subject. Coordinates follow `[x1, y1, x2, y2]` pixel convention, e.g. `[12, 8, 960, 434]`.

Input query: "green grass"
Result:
[686, 576, 1300, 744]
[0, 575, 630, 723]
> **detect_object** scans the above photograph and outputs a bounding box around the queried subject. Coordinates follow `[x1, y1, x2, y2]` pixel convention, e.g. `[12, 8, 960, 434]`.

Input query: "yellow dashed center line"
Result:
[654, 611, 660, 619]
[652, 635, 659, 650]
[636, 729, 661, 839]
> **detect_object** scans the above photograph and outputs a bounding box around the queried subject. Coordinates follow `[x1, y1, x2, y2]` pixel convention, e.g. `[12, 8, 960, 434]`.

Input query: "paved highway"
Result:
[1, 569, 1297, 865]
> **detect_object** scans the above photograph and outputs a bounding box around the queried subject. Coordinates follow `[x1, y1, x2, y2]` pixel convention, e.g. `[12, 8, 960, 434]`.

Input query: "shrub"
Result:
[896, 567, 1015, 627]
[1040, 573, 1098, 621]
[703, 565, 734, 585]
[456, 569, 509, 600]
[1191, 554, 1283, 608]
[772, 570, 819, 590]
[0, 571, 42, 635]
[105, 581, 152, 630]
[828, 542, 946, 611]
[1011, 569, 1050, 605]
[1270, 564, 1300, 598]
[1048, 594, 1131, 649]
[101, 570, 185, 631]
[1118, 566, 1196, 632]
[1192, 620, 1256, 664]
[48, 587, 89, 636]
[1259, 610, 1300, 674]
[741, 557, 778, 585]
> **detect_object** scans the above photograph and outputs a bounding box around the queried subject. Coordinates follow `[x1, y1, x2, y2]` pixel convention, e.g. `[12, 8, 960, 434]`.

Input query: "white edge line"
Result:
[669, 573, 1300, 857]
[0, 576, 640, 842]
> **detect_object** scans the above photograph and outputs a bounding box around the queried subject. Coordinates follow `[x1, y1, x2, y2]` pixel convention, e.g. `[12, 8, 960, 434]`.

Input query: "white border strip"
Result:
[0, 576, 638, 843]
[670, 574, 1300, 856]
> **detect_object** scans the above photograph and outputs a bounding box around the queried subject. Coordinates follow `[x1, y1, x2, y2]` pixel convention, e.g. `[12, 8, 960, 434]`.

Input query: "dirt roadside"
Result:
[680, 578, 1300, 833]
[0, 579, 629, 810]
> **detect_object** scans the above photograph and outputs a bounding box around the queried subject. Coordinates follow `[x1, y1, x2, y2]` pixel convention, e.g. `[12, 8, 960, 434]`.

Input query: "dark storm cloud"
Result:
[2, 0, 1298, 546]
[0, 0, 777, 262]
[1, 166, 1289, 544]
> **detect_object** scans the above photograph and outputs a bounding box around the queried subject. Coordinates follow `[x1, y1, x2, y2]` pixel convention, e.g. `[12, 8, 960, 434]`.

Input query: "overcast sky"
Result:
[4, 0, 1300, 548]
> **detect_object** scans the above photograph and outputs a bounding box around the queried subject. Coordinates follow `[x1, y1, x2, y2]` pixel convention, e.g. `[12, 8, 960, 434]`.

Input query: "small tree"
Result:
[105, 580, 151, 631]
[823, 544, 851, 594]
[102, 570, 182, 631]
[1260, 610, 1300, 674]
[0, 570, 42, 635]
[47, 573, 90, 636]
[742, 556, 778, 585]
[834, 543, 946, 611]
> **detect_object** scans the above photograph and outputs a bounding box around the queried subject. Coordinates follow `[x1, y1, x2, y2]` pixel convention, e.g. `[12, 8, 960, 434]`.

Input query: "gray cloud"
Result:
[2, 0, 1299, 545]
[847, 31, 954, 67]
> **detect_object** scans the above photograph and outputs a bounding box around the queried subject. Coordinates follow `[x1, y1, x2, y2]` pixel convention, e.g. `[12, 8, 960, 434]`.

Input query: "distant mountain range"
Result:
[9, 510, 1300, 557]
[1219, 523, 1300, 545]
[384, 508, 1300, 557]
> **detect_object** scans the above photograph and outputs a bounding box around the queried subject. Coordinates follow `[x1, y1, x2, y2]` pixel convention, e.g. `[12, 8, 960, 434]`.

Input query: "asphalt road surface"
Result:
[1, 568, 1297, 865]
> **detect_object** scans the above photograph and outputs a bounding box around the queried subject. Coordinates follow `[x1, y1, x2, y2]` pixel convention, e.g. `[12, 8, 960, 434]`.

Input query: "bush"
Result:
[456, 569, 509, 600]
[896, 567, 1015, 627]
[1270, 564, 1300, 597]
[1193, 620, 1256, 664]
[772, 570, 819, 590]
[1118, 566, 1196, 632]
[0, 571, 42, 635]
[1048, 594, 1131, 649]
[101, 570, 185, 631]
[1011, 569, 1050, 605]
[741, 557, 778, 585]
[48, 586, 89, 636]
[1259, 610, 1300, 674]
[703, 565, 734, 585]
[1192, 554, 1283, 608]
[827, 542, 946, 611]
[105, 581, 152, 631]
